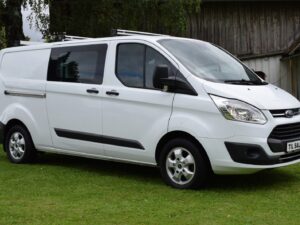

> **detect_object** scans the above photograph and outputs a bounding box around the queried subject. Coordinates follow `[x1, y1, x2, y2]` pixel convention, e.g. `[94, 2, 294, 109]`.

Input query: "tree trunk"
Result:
[4, 0, 25, 47]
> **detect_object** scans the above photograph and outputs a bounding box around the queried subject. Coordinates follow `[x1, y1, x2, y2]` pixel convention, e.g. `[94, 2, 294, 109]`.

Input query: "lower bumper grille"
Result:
[268, 122, 300, 153]
[225, 142, 300, 165]
[279, 151, 300, 163]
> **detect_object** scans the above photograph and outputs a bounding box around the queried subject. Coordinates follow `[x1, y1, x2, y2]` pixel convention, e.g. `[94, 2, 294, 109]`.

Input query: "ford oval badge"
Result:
[285, 110, 294, 118]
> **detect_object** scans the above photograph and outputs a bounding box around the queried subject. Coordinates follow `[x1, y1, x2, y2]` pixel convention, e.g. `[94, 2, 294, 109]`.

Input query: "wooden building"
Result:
[187, 0, 300, 97]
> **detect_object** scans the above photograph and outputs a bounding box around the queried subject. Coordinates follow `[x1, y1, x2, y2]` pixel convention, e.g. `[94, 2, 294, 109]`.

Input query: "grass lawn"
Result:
[0, 147, 299, 225]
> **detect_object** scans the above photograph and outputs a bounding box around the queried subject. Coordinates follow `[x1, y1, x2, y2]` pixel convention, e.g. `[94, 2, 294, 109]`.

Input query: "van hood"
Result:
[202, 81, 300, 110]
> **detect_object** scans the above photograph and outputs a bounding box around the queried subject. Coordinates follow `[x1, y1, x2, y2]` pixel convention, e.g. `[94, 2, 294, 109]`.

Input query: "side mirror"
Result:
[153, 65, 198, 96]
[153, 65, 170, 90]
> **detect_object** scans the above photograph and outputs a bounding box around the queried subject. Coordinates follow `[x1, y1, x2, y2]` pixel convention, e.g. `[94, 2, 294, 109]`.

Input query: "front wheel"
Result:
[159, 138, 210, 189]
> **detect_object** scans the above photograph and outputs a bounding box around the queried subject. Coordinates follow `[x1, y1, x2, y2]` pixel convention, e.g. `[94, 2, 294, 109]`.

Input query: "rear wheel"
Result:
[159, 138, 210, 189]
[5, 124, 36, 163]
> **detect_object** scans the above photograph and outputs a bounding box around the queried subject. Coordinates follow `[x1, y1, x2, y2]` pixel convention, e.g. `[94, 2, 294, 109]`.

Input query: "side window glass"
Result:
[145, 47, 174, 89]
[48, 44, 107, 84]
[116, 43, 176, 89]
[116, 44, 144, 88]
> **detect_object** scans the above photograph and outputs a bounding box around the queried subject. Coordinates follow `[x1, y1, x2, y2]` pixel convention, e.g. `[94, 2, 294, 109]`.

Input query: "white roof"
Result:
[1, 35, 205, 53]
[1, 36, 162, 52]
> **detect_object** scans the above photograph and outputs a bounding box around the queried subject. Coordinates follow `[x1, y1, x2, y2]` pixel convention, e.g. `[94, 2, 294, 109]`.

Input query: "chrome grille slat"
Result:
[270, 108, 300, 118]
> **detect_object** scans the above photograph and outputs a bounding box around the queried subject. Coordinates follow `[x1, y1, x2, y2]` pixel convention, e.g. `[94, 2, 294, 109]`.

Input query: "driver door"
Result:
[101, 41, 178, 163]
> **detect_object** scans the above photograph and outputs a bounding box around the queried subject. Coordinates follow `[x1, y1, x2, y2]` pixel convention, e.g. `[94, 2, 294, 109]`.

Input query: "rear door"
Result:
[101, 40, 177, 164]
[46, 43, 108, 155]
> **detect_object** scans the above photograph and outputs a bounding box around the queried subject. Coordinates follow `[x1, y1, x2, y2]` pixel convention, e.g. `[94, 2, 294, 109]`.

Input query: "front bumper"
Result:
[225, 142, 300, 165]
[199, 134, 300, 175]
[195, 110, 300, 174]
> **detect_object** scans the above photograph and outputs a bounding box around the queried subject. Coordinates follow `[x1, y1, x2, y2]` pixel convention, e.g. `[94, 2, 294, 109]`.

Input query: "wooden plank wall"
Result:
[294, 56, 300, 97]
[186, 2, 300, 57]
[243, 56, 292, 93]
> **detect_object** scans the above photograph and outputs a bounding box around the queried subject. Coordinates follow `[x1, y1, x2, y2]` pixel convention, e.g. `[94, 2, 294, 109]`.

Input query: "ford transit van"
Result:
[0, 30, 299, 189]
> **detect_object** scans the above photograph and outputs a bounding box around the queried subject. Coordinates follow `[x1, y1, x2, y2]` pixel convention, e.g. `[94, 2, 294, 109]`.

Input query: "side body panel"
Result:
[46, 82, 104, 154]
[0, 49, 53, 148]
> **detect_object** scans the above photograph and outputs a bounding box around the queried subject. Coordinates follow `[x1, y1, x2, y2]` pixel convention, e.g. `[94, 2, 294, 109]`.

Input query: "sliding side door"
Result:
[46, 43, 108, 155]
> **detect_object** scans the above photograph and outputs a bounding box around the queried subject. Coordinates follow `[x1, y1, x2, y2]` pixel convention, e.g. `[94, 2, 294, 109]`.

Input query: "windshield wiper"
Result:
[224, 79, 267, 85]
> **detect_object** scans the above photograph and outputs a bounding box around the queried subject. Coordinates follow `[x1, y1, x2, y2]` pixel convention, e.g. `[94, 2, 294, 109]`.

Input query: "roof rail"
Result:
[20, 40, 43, 46]
[63, 35, 93, 41]
[111, 29, 167, 37]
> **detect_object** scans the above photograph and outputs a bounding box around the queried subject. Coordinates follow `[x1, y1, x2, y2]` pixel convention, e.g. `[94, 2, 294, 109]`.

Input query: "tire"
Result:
[159, 138, 210, 189]
[4, 124, 37, 163]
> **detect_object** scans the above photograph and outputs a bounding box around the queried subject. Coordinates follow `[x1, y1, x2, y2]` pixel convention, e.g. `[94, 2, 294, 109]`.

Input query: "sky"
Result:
[22, 6, 48, 42]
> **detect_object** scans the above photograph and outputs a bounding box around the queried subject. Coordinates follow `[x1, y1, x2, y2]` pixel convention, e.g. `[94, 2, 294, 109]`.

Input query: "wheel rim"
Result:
[165, 147, 196, 185]
[9, 132, 26, 160]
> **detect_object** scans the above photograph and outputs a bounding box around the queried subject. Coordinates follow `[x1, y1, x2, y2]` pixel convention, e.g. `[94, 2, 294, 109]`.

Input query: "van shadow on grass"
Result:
[37, 152, 162, 184]
[34, 153, 299, 191]
[208, 170, 298, 191]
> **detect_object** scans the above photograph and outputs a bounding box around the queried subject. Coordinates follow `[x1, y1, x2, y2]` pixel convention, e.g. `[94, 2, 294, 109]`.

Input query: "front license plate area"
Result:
[287, 140, 300, 153]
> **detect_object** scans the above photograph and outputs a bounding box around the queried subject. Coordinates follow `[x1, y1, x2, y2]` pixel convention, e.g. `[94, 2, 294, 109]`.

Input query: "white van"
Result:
[0, 30, 300, 189]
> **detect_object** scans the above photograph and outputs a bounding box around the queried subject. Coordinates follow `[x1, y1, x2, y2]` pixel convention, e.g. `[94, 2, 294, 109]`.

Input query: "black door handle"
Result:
[106, 90, 119, 96]
[86, 88, 99, 94]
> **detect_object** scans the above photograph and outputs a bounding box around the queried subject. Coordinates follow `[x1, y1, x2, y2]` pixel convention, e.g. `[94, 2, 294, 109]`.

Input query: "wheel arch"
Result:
[0, 103, 40, 150]
[2, 119, 34, 152]
[155, 130, 212, 170]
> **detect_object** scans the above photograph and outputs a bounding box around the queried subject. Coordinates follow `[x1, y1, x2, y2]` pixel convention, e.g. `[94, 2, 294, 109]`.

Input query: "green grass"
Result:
[0, 148, 299, 225]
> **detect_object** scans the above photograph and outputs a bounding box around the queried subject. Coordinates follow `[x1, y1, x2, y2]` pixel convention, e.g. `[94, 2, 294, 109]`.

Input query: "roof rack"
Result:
[20, 40, 43, 46]
[111, 29, 167, 37]
[63, 35, 93, 41]
[45, 29, 166, 43]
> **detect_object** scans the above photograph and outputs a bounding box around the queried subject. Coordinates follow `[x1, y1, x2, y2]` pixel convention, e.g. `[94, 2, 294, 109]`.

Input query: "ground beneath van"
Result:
[0, 148, 299, 225]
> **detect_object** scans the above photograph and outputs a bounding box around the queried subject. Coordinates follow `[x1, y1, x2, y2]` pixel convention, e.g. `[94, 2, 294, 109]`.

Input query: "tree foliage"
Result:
[48, 0, 201, 38]
[25, 0, 49, 36]
[0, 0, 201, 47]
[0, 26, 6, 49]
[0, 0, 5, 48]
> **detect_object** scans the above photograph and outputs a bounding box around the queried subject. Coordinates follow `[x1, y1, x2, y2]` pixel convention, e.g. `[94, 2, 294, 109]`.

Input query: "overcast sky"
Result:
[22, 6, 48, 42]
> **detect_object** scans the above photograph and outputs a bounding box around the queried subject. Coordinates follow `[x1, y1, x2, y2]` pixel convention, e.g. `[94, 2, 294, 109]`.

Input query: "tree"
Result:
[2, 0, 25, 47]
[0, 0, 48, 47]
[0, 26, 6, 49]
[26, 0, 49, 37]
[0, 0, 201, 47]
[48, 0, 201, 38]
[0, 0, 6, 48]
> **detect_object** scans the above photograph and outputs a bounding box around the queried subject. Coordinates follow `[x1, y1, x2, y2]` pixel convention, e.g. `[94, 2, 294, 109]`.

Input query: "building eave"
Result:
[239, 51, 284, 60]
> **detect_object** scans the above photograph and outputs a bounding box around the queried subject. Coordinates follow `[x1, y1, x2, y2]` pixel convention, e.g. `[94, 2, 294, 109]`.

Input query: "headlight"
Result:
[210, 95, 267, 124]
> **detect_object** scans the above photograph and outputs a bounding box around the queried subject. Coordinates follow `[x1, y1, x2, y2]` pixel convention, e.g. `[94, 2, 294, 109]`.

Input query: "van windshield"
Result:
[158, 39, 266, 85]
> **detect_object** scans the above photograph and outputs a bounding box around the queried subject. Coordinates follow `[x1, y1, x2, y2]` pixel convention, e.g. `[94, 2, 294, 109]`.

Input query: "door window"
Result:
[48, 44, 107, 84]
[116, 44, 144, 88]
[116, 43, 175, 89]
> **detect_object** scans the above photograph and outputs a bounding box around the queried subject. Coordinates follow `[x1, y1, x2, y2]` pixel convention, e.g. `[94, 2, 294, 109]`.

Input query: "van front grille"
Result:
[269, 122, 300, 140]
[270, 108, 300, 118]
